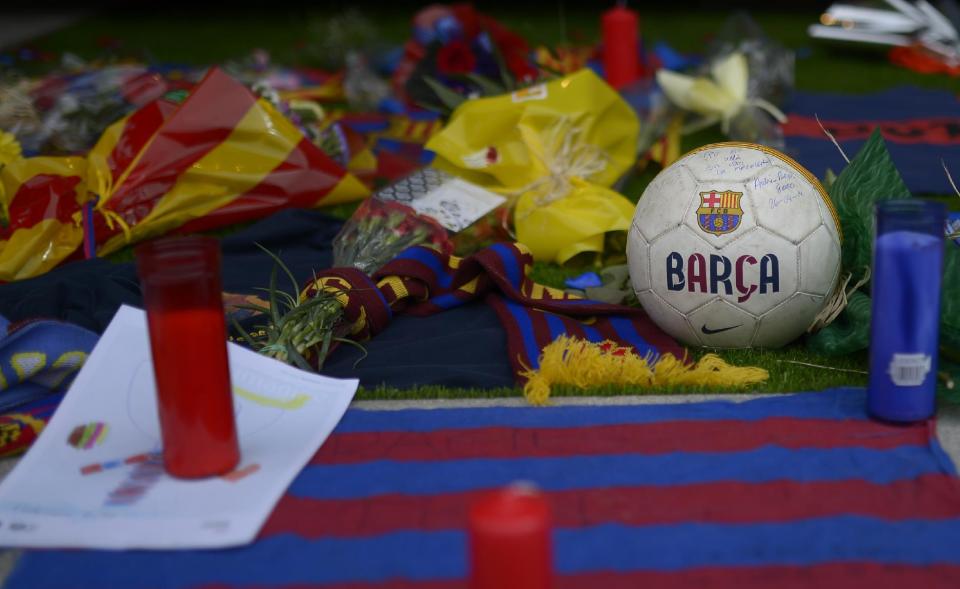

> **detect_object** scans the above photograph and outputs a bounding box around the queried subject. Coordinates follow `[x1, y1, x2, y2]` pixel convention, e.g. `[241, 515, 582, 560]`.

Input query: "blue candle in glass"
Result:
[867, 200, 947, 422]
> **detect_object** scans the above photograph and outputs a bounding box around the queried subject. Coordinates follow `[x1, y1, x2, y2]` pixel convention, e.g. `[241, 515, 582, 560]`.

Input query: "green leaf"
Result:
[287, 343, 313, 372]
[228, 315, 262, 351]
[462, 73, 506, 96]
[536, 64, 565, 79]
[334, 336, 369, 369]
[487, 38, 517, 91]
[255, 243, 300, 299]
[829, 128, 911, 281]
[267, 263, 282, 326]
[251, 287, 296, 311]
[941, 242, 960, 355]
[413, 98, 450, 116]
[422, 76, 467, 111]
[316, 329, 334, 371]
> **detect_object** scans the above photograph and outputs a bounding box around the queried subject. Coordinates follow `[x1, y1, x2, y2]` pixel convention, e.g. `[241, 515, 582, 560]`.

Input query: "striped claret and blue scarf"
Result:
[303, 242, 686, 385]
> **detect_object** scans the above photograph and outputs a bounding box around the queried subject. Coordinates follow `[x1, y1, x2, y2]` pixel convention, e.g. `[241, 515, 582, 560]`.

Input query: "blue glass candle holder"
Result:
[867, 200, 947, 423]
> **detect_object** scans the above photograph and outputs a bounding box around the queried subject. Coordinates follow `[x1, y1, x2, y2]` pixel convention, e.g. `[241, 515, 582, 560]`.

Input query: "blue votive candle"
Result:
[867, 200, 947, 422]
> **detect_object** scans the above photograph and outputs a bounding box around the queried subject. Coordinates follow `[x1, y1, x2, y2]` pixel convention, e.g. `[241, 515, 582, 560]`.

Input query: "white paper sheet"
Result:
[0, 305, 358, 550]
[375, 168, 507, 233]
[408, 177, 507, 233]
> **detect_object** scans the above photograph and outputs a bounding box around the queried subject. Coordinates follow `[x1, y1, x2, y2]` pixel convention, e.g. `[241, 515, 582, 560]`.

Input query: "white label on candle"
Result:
[888, 353, 932, 386]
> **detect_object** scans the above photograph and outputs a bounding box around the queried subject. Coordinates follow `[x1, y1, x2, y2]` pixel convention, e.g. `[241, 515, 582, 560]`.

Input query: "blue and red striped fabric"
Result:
[783, 86, 960, 194]
[309, 243, 684, 381]
[378, 244, 684, 378]
[9, 387, 960, 588]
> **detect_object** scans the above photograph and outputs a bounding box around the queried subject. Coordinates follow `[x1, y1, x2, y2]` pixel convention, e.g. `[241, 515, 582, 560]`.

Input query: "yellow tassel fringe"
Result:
[520, 335, 769, 406]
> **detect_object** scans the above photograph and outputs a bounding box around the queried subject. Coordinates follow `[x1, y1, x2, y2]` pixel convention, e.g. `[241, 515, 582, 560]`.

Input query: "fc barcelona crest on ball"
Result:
[697, 190, 743, 236]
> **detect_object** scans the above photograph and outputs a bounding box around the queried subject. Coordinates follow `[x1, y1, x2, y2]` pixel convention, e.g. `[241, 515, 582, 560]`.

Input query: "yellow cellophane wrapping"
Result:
[426, 69, 639, 263]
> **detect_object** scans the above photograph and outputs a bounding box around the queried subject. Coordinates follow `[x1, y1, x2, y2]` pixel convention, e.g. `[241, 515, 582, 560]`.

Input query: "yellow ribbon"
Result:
[511, 116, 610, 220]
[84, 156, 134, 249]
[99, 210, 133, 245]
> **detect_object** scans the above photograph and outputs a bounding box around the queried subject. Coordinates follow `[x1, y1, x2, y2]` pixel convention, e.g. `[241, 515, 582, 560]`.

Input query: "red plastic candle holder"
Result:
[468, 484, 553, 589]
[135, 236, 240, 479]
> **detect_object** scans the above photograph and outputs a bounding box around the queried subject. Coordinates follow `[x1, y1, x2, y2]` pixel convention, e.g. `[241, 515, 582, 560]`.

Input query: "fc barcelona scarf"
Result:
[303, 242, 767, 403]
[308, 242, 682, 367]
[0, 315, 98, 456]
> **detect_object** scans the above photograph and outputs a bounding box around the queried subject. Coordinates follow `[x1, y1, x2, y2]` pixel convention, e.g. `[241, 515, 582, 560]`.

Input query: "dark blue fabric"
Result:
[12, 518, 960, 588]
[784, 86, 960, 195]
[788, 86, 960, 120]
[0, 209, 512, 389]
[786, 137, 958, 197]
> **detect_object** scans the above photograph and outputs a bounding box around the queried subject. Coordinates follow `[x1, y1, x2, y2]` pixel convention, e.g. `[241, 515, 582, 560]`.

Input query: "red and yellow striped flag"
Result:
[0, 156, 87, 281]
[0, 68, 369, 282]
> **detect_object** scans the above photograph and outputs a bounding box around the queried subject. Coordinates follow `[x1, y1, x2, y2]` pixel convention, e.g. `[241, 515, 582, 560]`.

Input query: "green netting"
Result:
[941, 244, 960, 353]
[806, 130, 908, 355]
[807, 291, 871, 355]
[806, 129, 958, 373]
[831, 129, 912, 283]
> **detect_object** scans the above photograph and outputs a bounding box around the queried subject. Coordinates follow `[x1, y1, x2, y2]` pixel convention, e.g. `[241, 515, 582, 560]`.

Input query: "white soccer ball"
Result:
[627, 142, 842, 348]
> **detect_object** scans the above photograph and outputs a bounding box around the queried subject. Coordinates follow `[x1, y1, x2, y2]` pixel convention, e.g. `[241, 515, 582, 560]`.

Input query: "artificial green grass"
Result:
[355, 344, 868, 401]
[25, 8, 960, 401]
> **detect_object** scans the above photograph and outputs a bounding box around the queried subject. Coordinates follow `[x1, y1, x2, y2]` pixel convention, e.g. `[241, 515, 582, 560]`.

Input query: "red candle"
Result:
[602, 4, 640, 89]
[136, 236, 240, 479]
[468, 484, 553, 589]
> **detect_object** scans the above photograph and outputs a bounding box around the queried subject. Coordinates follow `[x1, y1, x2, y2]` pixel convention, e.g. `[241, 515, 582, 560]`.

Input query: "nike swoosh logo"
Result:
[701, 324, 742, 335]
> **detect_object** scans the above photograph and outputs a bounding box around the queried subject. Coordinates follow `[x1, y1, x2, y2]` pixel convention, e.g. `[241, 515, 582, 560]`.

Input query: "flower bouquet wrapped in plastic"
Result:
[333, 198, 452, 275]
[231, 196, 450, 371]
[0, 67, 368, 282]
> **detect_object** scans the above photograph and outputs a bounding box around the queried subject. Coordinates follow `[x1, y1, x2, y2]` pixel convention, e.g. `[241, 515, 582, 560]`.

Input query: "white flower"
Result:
[656, 52, 786, 134]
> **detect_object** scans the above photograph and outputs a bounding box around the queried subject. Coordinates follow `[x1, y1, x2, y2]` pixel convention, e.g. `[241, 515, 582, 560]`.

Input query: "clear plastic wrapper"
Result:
[10, 65, 172, 155]
[707, 13, 794, 109]
[343, 51, 393, 112]
[0, 82, 42, 149]
[333, 198, 451, 275]
[707, 13, 794, 148]
[657, 12, 794, 149]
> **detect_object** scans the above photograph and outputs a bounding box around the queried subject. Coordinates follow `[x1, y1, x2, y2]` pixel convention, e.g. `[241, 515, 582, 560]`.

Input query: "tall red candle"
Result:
[136, 236, 240, 479]
[602, 3, 640, 89]
[468, 484, 552, 589]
